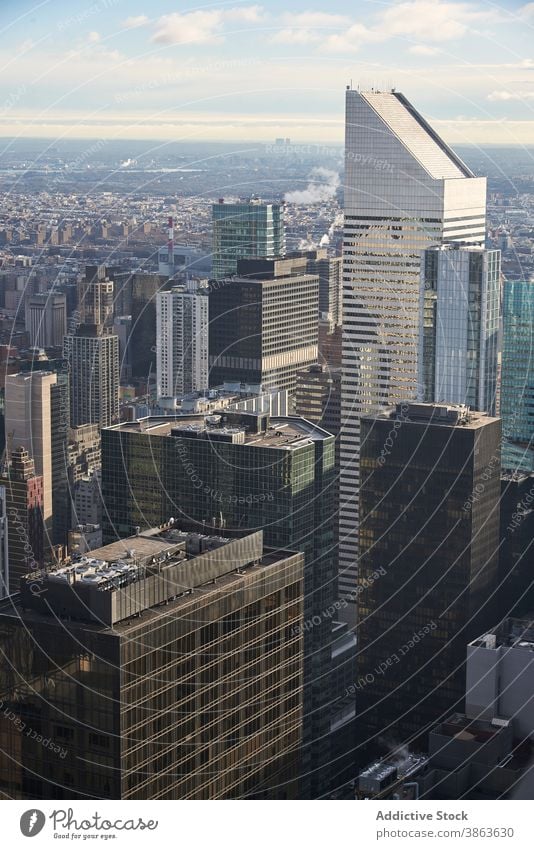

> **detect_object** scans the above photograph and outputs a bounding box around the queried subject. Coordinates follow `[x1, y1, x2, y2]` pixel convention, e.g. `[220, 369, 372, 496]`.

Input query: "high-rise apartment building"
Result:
[156, 280, 209, 402]
[209, 257, 319, 395]
[357, 403, 501, 749]
[501, 281, 534, 472]
[67, 329, 119, 428]
[0, 525, 304, 799]
[419, 245, 500, 414]
[340, 89, 487, 616]
[101, 411, 338, 796]
[212, 199, 285, 279]
[25, 292, 67, 348]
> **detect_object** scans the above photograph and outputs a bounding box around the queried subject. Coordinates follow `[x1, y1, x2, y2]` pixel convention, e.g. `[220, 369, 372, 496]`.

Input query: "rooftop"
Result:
[11, 523, 297, 627]
[367, 402, 498, 429]
[470, 617, 534, 652]
[105, 412, 333, 448]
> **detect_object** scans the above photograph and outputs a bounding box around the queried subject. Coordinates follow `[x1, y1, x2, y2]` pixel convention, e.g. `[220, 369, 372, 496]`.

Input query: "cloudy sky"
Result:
[1, 0, 534, 144]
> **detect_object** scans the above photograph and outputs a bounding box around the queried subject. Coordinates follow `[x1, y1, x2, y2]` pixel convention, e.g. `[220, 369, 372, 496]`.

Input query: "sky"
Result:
[1, 0, 534, 144]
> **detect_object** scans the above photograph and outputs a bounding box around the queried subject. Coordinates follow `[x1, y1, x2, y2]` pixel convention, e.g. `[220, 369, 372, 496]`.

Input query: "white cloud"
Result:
[488, 89, 534, 101]
[88, 31, 101, 44]
[272, 1, 497, 53]
[321, 24, 383, 53]
[408, 45, 440, 55]
[151, 6, 265, 46]
[518, 3, 534, 19]
[272, 11, 364, 48]
[123, 16, 149, 29]
[379, 1, 494, 42]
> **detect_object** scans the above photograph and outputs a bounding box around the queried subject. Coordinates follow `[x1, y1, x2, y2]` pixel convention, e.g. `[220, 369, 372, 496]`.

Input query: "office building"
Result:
[296, 364, 341, 436]
[358, 403, 501, 748]
[0, 525, 304, 799]
[25, 293, 67, 348]
[0, 485, 8, 598]
[156, 280, 209, 402]
[101, 411, 337, 796]
[0, 448, 44, 593]
[289, 249, 343, 325]
[212, 199, 285, 279]
[501, 281, 534, 472]
[420, 245, 500, 415]
[4, 371, 57, 529]
[498, 472, 534, 617]
[340, 88, 487, 617]
[209, 256, 319, 395]
[466, 618, 534, 743]
[129, 273, 172, 380]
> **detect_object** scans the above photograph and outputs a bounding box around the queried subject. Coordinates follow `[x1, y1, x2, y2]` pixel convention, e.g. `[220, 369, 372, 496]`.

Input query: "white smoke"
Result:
[285, 167, 340, 204]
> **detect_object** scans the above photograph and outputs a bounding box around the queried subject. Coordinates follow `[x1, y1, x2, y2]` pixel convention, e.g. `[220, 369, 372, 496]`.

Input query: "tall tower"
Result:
[501, 280, 534, 472]
[212, 199, 286, 280]
[66, 266, 119, 429]
[4, 371, 57, 529]
[419, 245, 500, 415]
[156, 280, 209, 402]
[339, 89, 487, 620]
[25, 292, 67, 348]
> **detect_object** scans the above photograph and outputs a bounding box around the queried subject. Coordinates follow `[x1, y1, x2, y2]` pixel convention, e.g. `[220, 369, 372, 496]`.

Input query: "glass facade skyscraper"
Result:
[340, 89, 487, 623]
[358, 403, 501, 752]
[101, 411, 340, 796]
[212, 200, 285, 280]
[501, 281, 534, 472]
[420, 245, 500, 415]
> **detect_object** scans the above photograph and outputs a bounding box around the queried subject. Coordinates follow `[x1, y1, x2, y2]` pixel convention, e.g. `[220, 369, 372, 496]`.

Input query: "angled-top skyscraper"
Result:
[339, 89, 487, 619]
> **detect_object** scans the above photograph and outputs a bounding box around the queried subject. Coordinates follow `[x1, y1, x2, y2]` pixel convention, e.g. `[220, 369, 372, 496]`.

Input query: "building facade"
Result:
[340, 88, 487, 618]
[357, 403, 501, 750]
[212, 200, 285, 280]
[419, 245, 500, 415]
[501, 281, 534, 472]
[25, 293, 67, 348]
[156, 281, 209, 402]
[101, 411, 338, 796]
[0, 526, 304, 799]
[209, 257, 319, 395]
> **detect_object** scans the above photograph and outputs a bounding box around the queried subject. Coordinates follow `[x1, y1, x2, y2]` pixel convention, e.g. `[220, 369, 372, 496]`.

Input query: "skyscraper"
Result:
[209, 256, 319, 395]
[0, 524, 304, 799]
[67, 330, 119, 428]
[419, 245, 500, 415]
[501, 281, 534, 472]
[0, 447, 44, 593]
[156, 280, 209, 402]
[288, 249, 343, 325]
[358, 402, 500, 749]
[101, 411, 338, 796]
[66, 266, 119, 429]
[25, 292, 67, 348]
[339, 88, 487, 617]
[212, 199, 285, 279]
[4, 371, 57, 529]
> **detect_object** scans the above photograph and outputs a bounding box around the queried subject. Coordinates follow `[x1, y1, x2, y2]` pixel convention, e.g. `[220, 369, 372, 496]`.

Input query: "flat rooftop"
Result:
[367, 402, 499, 430]
[470, 617, 534, 651]
[12, 523, 299, 626]
[104, 412, 333, 448]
